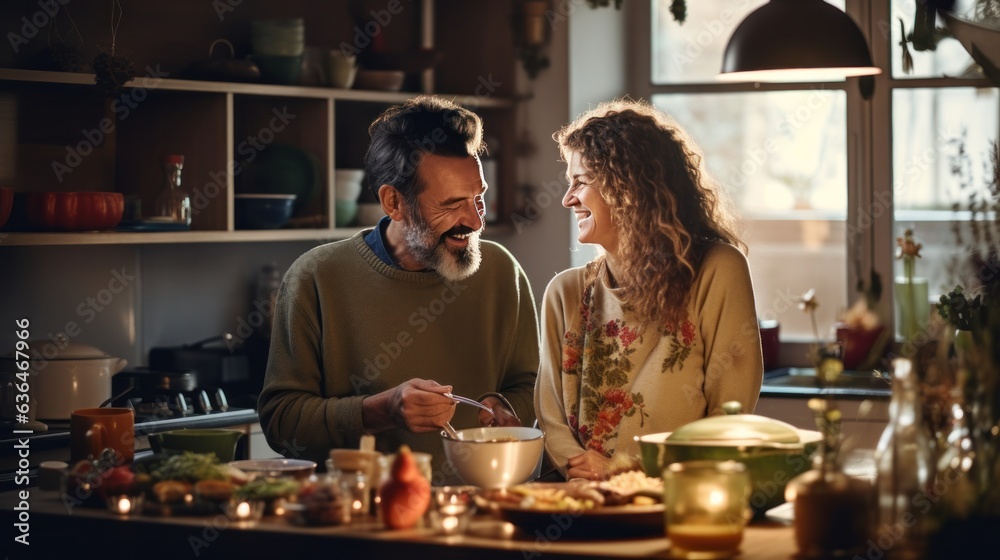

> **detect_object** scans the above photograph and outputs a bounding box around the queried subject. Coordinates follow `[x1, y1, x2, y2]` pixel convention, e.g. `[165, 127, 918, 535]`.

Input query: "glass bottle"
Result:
[154, 154, 191, 225]
[874, 357, 935, 557]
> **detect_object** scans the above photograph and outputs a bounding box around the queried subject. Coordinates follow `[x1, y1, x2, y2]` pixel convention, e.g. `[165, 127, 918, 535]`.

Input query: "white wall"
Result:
[566, 4, 628, 269]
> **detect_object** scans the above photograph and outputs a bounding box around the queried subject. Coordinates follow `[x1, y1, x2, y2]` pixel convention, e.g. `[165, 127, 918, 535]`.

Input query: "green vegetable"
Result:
[143, 452, 227, 482]
[234, 477, 300, 500]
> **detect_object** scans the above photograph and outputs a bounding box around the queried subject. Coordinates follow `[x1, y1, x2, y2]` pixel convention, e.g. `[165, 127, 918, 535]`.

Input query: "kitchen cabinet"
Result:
[0, 0, 521, 247]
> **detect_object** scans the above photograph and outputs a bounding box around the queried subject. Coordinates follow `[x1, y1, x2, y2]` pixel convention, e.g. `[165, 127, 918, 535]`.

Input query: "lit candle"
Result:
[235, 501, 252, 520]
[664, 461, 749, 558]
[116, 497, 132, 515]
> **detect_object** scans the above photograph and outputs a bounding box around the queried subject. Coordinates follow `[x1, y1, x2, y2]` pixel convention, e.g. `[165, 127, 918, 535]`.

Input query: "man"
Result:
[257, 96, 539, 485]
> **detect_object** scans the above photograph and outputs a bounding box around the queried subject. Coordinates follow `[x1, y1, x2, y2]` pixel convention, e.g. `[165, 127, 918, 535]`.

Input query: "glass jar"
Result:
[874, 357, 935, 556]
[663, 460, 750, 559]
[332, 468, 369, 520]
[154, 154, 191, 225]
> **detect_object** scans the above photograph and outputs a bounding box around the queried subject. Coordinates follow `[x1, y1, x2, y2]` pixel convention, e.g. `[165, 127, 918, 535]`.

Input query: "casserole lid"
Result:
[666, 401, 802, 444]
[3, 336, 115, 361]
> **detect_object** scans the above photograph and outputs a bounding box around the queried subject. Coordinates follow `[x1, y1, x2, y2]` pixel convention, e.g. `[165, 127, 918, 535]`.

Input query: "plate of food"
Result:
[478, 471, 666, 539]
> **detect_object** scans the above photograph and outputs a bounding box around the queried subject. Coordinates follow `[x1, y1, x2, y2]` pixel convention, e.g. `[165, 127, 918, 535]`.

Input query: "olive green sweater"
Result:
[258, 232, 539, 485]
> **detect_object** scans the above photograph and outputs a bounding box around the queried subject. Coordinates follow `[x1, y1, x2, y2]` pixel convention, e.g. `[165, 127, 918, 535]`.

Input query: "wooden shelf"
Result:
[0, 223, 514, 246]
[0, 69, 513, 108]
[0, 228, 358, 246]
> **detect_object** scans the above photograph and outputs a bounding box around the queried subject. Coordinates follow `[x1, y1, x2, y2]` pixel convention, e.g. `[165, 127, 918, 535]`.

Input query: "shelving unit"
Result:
[0, 68, 515, 247]
[0, 0, 526, 247]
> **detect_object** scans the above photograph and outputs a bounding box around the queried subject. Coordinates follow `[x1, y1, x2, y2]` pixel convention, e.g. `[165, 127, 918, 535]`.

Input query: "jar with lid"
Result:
[154, 154, 191, 225]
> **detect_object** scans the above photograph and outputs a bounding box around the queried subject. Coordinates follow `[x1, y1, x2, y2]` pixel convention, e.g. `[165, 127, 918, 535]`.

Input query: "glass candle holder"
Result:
[663, 460, 750, 560]
[332, 469, 370, 520]
[106, 494, 144, 516]
[226, 498, 265, 525]
[428, 486, 478, 536]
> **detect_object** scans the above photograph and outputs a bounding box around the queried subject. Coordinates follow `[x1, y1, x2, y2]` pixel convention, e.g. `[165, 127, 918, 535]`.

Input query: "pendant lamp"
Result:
[719, 0, 881, 82]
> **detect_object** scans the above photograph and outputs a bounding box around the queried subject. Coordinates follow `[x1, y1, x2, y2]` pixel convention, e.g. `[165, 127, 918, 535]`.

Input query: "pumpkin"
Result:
[25, 191, 124, 231]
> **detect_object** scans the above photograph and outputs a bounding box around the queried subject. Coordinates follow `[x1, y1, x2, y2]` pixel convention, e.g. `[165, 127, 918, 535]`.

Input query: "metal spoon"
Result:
[444, 392, 496, 419]
[442, 421, 461, 440]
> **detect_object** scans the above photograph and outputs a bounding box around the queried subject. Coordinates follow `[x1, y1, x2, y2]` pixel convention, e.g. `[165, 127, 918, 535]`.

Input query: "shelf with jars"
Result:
[0, 0, 522, 247]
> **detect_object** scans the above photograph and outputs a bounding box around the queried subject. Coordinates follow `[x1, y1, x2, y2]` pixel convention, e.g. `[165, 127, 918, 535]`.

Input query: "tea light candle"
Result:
[107, 494, 142, 516]
[664, 461, 750, 559]
[235, 500, 252, 520]
[226, 499, 263, 525]
[430, 486, 477, 536]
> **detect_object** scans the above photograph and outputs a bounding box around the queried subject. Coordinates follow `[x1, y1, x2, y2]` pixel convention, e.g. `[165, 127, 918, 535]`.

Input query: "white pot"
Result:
[1, 341, 127, 420]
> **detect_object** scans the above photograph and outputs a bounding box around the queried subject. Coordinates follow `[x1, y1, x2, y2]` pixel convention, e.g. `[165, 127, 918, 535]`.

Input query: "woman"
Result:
[534, 99, 764, 481]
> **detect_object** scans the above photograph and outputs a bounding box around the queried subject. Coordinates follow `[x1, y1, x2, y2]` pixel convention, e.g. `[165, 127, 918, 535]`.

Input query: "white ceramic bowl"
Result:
[441, 426, 544, 489]
[353, 70, 405, 92]
[355, 202, 385, 227]
[334, 169, 365, 201]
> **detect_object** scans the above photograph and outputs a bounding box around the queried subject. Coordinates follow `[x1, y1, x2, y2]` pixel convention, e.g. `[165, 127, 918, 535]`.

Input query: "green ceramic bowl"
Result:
[636, 406, 821, 515]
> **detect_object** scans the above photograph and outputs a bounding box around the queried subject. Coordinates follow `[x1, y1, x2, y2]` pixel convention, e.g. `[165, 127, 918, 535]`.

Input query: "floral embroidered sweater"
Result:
[534, 243, 764, 477]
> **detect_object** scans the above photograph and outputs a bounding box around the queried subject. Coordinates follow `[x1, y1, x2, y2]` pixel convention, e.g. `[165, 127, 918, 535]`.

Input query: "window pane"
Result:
[892, 87, 1000, 315]
[652, 0, 767, 84]
[890, 0, 981, 80]
[652, 91, 848, 340]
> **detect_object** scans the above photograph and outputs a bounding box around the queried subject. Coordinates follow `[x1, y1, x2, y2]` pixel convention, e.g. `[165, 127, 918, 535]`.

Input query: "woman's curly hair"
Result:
[553, 99, 746, 327]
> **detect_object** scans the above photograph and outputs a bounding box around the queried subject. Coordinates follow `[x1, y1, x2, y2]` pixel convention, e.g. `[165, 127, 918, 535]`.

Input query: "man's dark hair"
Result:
[364, 96, 484, 207]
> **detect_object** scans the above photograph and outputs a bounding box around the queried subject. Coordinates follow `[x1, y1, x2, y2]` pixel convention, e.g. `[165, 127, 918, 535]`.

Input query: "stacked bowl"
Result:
[251, 18, 305, 84]
[334, 169, 364, 227]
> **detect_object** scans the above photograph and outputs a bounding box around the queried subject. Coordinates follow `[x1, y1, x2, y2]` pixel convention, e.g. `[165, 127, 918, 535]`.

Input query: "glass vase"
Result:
[895, 276, 929, 342]
[874, 358, 935, 556]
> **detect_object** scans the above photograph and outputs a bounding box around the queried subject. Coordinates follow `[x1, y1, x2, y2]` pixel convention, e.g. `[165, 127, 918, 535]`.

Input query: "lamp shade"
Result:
[719, 0, 881, 82]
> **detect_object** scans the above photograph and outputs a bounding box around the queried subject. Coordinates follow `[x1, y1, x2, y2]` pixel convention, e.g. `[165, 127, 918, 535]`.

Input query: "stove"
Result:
[110, 366, 259, 432]
[0, 369, 259, 492]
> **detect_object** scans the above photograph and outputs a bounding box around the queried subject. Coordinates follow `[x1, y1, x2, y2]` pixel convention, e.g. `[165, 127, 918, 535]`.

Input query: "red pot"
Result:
[25, 191, 124, 231]
[834, 323, 886, 370]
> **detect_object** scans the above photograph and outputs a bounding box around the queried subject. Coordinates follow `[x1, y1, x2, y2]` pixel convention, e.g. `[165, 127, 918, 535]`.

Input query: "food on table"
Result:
[142, 451, 229, 483]
[474, 435, 520, 443]
[95, 465, 137, 500]
[483, 471, 665, 511]
[596, 470, 664, 506]
[379, 445, 431, 529]
[234, 477, 300, 501]
[291, 479, 348, 526]
[194, 479, 236, 503]
[151, 480, 193, 504]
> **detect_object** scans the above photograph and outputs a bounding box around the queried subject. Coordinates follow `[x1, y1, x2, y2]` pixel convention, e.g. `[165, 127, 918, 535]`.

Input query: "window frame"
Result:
[628, 0, 995, 365]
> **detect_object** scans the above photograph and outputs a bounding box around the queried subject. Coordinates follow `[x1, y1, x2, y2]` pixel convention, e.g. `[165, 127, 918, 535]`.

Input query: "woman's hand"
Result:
[566, 450, 612, 481]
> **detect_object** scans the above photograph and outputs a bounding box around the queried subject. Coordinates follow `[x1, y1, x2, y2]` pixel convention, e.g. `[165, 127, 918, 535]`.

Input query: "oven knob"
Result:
[174, 393, 190, 415]
[197, 390, 214, 413]
[214, 388, 230, 412]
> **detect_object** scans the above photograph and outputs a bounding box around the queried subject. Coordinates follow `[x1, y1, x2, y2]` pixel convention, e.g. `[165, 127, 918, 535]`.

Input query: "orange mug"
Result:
[70, 407, 135, 466]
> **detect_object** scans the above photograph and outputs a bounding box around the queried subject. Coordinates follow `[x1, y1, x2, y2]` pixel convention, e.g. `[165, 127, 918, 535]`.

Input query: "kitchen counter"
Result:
[761, 367, 892, 399]
[0, 488, 798, 560]
[0, 408, 259, 492]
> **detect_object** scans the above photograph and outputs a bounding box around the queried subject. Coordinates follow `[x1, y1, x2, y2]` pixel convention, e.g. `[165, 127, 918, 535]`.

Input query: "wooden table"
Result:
[0, 488, 798, 560]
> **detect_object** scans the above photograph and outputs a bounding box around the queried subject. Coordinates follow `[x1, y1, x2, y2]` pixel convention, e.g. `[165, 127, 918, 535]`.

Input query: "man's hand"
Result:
[478, 396, 521, 427]
[362, 379, 456, 433]
[566, 450, 612, 481]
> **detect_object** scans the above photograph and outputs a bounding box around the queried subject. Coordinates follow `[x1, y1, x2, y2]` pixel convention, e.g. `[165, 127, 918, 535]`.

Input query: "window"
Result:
[636, 0, 999, 353]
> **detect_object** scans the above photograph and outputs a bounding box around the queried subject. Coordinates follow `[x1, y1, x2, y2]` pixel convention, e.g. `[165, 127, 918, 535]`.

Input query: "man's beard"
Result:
[402, 208, 482, 282]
